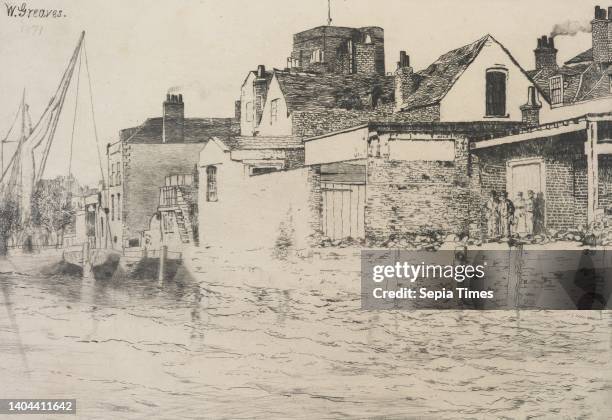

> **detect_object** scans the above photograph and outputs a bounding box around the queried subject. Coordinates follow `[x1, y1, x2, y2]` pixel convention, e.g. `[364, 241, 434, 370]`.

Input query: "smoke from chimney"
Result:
[549, 20, 592, 38]
[167, 86, 182, 94]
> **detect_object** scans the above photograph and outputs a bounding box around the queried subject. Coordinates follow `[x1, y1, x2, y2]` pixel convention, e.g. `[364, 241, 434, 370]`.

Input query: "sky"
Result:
[0, 0, 602, 187]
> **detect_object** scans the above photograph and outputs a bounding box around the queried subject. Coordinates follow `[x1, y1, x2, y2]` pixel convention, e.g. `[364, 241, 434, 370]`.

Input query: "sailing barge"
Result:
[0, 32, 120, 278]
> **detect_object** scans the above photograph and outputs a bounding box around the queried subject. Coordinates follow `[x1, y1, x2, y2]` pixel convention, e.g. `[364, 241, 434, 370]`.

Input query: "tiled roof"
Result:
[274, 71, 395, 114]
[121, 117, 239, 144]
[227, 136, 304, 150]
[530, 61, 611, 104]
[565, 48, 593, 65]
[397, 35, 490, 111]
[397, 34, 548, 110]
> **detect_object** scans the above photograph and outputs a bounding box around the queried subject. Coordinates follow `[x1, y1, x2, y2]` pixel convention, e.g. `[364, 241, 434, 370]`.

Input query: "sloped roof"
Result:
[230, 136, 304, 150]
[274, 71, 395, 114]
[565, 48, 593, 65]
[397, 34, 548, 110]
[397, 35, 489, 111]
[579, 67, 612, 102]
[530, 61, 611, 104]
[121, 117, 239, 144]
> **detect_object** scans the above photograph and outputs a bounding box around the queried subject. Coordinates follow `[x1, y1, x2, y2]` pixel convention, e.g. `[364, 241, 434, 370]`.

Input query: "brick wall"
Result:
[472, 131, 589, 232]
[365, 137, 470, 242]
[355, 43, 377, 74]
[292, 105, 440, 138]
[123, 142, 205, 245]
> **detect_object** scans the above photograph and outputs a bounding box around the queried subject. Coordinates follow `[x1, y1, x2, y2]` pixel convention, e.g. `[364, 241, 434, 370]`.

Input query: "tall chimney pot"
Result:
[257, 65, 266, 78]
[534, 34, 558, 71]
[398, 51, 409, 68]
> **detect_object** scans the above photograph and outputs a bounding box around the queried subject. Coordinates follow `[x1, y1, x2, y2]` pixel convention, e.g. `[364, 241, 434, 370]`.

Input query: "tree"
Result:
[30, 177, 75, 245]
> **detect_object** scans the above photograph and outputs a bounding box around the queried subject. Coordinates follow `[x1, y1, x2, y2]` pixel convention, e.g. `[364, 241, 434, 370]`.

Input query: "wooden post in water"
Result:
[158, 245, 167, 283]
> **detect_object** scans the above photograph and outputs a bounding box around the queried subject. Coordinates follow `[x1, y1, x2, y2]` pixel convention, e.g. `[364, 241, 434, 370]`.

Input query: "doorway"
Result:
[507, 157, 546, 230]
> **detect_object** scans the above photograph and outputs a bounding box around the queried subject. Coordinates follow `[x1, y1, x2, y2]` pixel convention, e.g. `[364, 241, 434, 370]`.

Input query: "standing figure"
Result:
[534, 192, 545, 235]
[514, 192, 526, 235]
[498, 191, 515, 238]
[525, 190, 535, 236]
[484, 190, 500, 239]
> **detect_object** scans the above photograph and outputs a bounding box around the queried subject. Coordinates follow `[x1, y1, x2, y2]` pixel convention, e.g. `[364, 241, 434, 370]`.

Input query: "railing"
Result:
[159, 186, 178, 206]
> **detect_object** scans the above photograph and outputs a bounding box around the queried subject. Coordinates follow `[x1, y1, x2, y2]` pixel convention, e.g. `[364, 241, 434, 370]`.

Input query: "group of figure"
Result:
[484, 190, 545, 239]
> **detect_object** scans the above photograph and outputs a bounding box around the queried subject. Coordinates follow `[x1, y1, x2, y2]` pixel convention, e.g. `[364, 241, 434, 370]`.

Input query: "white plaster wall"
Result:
[240, 72, 257, 136]
[389, 139, 455, 161]
[540, 97, 612, 124]
[305, 127, 368, 165]
[440, 37, 540, 122]
[257, 75, 293, 137]
[198, 155, 314, 251]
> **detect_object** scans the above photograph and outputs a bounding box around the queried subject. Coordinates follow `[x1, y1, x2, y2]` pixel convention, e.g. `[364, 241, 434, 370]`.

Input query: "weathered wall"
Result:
[123, 142, 205, 245]
[365, 137, 471, 242]
[292, 105, 439, 138]
[198, 160, 321, 251]
[472, 132, 589, 232]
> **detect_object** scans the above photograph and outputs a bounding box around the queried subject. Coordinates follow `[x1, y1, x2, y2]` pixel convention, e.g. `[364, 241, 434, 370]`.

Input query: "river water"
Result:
[0, 247, 611, 419]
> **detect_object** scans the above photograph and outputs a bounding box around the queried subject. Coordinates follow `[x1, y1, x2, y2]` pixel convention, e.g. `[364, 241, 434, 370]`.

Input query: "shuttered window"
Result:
[486, 70, 507, 117]
[206, 166, 217, 202]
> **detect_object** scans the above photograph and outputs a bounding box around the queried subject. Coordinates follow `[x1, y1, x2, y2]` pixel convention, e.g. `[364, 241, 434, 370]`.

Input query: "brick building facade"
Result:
[103, 94, 238, 250]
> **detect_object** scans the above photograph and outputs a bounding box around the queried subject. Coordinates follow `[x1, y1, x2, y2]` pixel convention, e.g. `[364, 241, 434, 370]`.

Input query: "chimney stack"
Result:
[398, 50, 410, 68]
[395, 51, 414, 112]
[520, 86, 542, 128]
[253, 65, 268, 127]
[234, 99, 241, 121]
[163, 92, 185, 143]
[592, 5, 612, 66]
[534, 35, 558, 71]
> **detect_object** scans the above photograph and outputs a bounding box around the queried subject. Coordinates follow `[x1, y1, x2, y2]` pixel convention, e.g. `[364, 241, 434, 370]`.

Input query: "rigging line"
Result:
[84, 40, 114, 243]
[82, 40, 106, 185]
[0, 100, 25, 183]
[68, 47, 83, 188]
[1, 93, 23, 143]
[36, 39, 83, 185]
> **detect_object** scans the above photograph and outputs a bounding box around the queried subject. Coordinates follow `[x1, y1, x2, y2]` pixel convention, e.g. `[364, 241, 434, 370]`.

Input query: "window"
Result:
[206, 166, 217, 202]
[364, 34, 372, 44]
[245, 102, 253, 122]
[550, 76, 563, 105]
[609, 75, 612, 94]
[111, 194, 115, 221]
[116, 162, 121, 185]
[110, 163, 115, 186]
[310, 49, 323, 63]
[270, 99, 279, 123]
[117, 193, 121, 220]
[486, 69, 507, 116]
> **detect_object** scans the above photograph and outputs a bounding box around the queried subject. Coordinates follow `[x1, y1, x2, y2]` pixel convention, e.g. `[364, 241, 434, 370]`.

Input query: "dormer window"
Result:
[310, 49, 323, 63]
[550, 76, 563, 105]
[485, 68, 507, 117]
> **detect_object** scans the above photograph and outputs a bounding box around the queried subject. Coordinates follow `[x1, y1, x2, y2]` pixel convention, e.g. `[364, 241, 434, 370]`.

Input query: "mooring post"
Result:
[158, 245, 167, 283]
